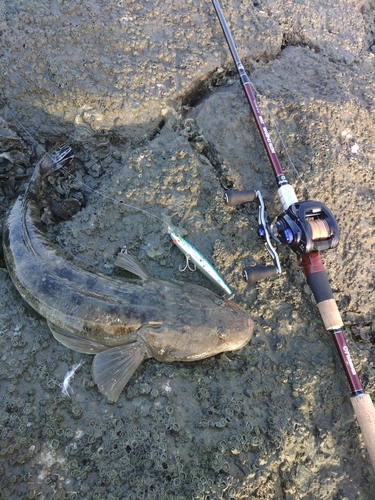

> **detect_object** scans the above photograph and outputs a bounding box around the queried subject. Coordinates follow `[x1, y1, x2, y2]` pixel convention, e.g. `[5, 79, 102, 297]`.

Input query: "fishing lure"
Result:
[168, 228, 234, 298]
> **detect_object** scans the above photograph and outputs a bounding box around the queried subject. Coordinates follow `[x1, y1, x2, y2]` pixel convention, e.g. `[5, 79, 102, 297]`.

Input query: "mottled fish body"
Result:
[3, 144, 253, 401]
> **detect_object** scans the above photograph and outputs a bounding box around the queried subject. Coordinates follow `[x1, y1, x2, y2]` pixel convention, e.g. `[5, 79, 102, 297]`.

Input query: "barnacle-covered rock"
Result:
[0, 118, 31, 192]
[1, 0, 375, 495]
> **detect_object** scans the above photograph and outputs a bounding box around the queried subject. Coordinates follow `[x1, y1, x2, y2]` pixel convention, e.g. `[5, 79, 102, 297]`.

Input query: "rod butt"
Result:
[351, 393, 375, 470]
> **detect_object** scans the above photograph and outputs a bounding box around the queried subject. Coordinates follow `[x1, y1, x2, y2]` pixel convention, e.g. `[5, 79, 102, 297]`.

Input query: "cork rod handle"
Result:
[351, 393, 375, 469]
[301, 252, 375, 470]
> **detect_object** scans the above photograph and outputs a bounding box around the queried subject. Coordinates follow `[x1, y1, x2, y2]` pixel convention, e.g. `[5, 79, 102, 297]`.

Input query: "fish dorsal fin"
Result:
[48, 322, 107, 354]
[114, 252, 152, 280]
[92, 341, 150, 402]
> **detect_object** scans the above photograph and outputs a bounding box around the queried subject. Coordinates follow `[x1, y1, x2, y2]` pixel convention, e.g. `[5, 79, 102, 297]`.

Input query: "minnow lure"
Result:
[169, 229, 234, 298]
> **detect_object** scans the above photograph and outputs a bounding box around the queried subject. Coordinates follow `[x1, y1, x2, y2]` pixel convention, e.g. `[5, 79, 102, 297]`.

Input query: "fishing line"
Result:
[2, 82, 309, 206]
[0, 97, 236, 296]
[212, 0, 375, 467]
[0, 96, 173, 231]
[246, 80, 310, 195]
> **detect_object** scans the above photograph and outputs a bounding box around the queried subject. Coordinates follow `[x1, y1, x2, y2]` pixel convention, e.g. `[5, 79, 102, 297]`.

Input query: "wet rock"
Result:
[1, 0, 375, 498]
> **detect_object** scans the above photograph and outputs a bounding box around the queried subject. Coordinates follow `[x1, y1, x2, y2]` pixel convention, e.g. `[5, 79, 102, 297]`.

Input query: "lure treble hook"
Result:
[179, 254, 197, 273]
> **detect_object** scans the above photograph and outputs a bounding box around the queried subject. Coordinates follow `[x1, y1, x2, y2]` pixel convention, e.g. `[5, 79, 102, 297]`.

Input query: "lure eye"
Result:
[216, 326, 226, 339]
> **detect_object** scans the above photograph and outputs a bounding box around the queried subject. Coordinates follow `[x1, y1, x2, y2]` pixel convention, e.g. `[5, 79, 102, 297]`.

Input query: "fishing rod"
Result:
[211, 0, 375, 469]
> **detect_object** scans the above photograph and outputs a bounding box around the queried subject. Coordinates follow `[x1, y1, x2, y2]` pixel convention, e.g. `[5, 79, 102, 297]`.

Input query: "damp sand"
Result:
[1, 0, 375, 498]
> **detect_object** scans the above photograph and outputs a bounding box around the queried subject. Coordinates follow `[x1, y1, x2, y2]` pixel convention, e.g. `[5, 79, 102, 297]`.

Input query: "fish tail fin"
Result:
[37, 143, 74, 178]
[92, 341, 150, 402]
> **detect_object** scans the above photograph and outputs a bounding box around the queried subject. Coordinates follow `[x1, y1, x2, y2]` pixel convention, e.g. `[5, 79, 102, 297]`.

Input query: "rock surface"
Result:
[1, 0, 375, 498]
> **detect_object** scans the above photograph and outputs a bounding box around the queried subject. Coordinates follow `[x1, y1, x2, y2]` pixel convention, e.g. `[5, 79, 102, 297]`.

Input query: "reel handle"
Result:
[243, 265, 278, 284]
[224, 189, 257, 207]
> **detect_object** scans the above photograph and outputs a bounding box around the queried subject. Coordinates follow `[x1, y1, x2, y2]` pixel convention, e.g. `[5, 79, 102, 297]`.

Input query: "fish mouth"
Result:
[222, 298, 254, 349]
[233, 324, 253, 350]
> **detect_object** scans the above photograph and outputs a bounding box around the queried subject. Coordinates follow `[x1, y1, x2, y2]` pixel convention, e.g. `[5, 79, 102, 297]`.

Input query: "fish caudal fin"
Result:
[93, 341, 150, 402]
[114, 252, 152, 280]
[48, 322, 107, 354]
[38, 143, 74, 178]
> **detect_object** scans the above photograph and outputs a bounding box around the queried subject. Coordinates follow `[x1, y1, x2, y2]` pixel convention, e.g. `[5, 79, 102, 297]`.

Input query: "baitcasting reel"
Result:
[224, 189, 340, 284]
[271, 200, 339, 254]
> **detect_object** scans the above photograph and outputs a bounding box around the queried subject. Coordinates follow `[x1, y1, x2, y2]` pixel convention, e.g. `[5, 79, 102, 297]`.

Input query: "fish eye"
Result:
[216, 326, 226, 339]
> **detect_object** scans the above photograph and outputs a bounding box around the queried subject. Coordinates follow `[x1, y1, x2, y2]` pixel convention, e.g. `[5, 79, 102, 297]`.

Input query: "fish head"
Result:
[139, 288, 253, 363]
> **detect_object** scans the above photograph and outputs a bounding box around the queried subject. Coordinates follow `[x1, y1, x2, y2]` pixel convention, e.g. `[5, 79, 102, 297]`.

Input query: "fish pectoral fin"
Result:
[48, 322, 107, 354]
[92, 341, 150, 402]
[114, 252, 152, 280]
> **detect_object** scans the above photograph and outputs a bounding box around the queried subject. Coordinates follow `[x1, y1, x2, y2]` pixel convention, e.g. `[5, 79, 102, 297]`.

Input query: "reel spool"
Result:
[307, 218, 331, 241]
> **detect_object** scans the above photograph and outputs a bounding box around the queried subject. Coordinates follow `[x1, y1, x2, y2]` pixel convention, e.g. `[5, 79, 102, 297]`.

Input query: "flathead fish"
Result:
[3, 144, 253, 402]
